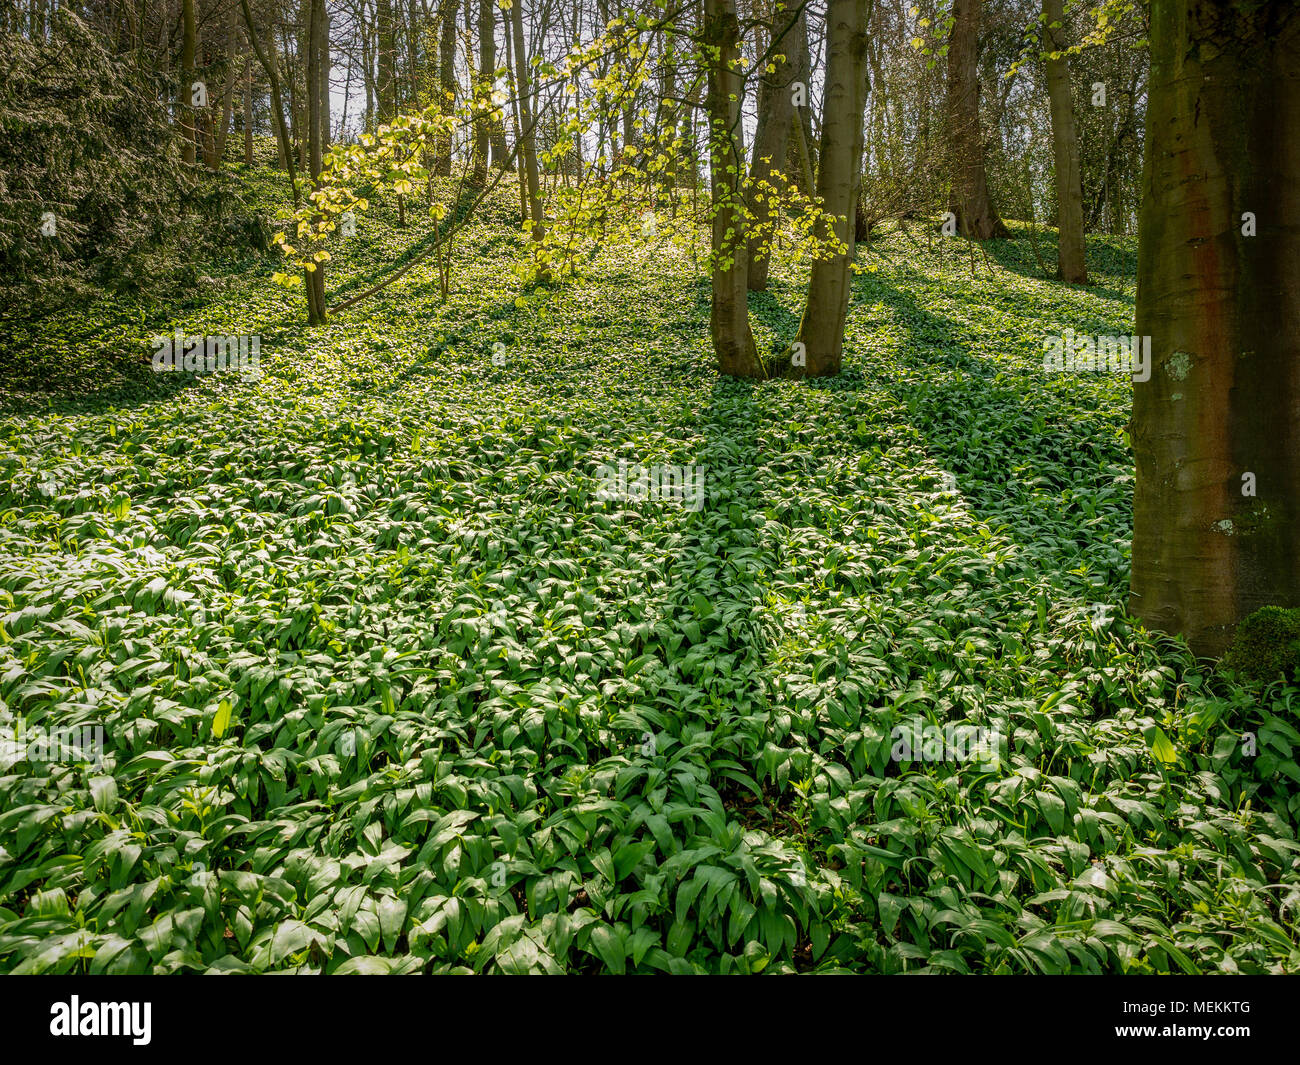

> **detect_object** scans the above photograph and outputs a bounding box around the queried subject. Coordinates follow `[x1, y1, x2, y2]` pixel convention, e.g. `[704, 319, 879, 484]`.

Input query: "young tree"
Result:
[1129, 1, 1300, 656]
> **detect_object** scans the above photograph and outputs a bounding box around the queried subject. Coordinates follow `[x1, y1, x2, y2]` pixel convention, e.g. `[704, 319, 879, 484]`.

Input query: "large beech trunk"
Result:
[1130, 1, 1300, 655]
[946, 0, 1008, 239]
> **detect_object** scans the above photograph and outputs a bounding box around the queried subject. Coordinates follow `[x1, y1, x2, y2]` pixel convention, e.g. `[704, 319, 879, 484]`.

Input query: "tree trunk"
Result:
[702, 0, 761, 378]
[1130, 0, 1300, 656]
[243, 57, 254, 164]
[793, 0, 870, 377]
[318, 0, 331, 148]
[1043, 0, 1086, 282]
[658, 41, 677, 189]
[377, 0, 396, 120]
[378, 0, 404, 223]
[746, 0, 795, 291]
[595, 0, 613, 178]
[240, 0, 300, 204]
[407, 0, 421, 113]
[362, 9, 375, 127]
[436, 0, 457, 175]
[473, 0, 494, 181]
[213, 6, 243, 169]
[786, 3, 816, 194]
[946, 0, 1008, 239]
[503, 16, 528, 218]
[291, 16, 307, 171]
[622, 84, 637, 169]
[489, 0, 509, 166]
[508, 0, 548, 279]
[180, 0, 197, 165]
[211, 58, 243, 168]
[305, 0, 328, 325]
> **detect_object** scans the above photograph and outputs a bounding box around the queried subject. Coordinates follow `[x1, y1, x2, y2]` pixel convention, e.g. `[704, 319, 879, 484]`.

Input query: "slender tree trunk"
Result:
[362, 4, 375, 127]
[703, 0, 761, 378]
[794, 0, 870, 377]
[180, 0, 197, 165]
[290, 15, 307, 171]
[1043, 0, 1086, 282]
[378, 0, 404, 222]
[211, 59, 242, 168]
[306, 0, 328, 325]
[509, 0, 547, 278]
[213, 6, 243, 168]
[489, 0, 509, 165]
[243, 57, 254, 164]
[622, 81, 636, 169]
[1115, 70, 1140, 234]
[377, 0, 396, 119]
[658, 41, 677, 189]
[240, 0, 300, 205]
[319, 0, 331, 148]
[407, 0, 420, 112]
[436, 0, 457, 174]
[946, 0, 1008, 239]
[503, 22, 528, 219]
[1130, 1, 1300, 656]
[200, 31, 219, 171]
[595, 0, 613, 177]
[473, 0, 494, 181]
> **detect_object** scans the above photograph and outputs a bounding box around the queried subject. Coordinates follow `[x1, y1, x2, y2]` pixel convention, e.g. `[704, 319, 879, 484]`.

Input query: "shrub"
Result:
[0, 10, 262, 317]
[1221, 605, 1300, 683]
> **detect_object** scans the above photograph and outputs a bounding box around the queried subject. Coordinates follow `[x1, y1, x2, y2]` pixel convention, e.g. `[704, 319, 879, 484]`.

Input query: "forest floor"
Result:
[1, 166, 1297, 973]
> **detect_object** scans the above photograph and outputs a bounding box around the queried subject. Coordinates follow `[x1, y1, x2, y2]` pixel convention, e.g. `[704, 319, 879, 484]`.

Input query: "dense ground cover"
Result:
[1, 168, 1298, 974]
